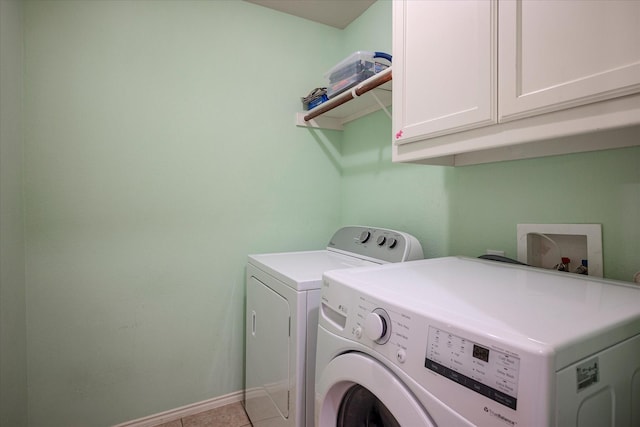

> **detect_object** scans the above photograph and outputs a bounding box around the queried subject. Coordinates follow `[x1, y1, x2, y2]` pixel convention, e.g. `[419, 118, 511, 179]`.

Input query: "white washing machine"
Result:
[316, 256, 640, 427]
[244, 226, 423, 427]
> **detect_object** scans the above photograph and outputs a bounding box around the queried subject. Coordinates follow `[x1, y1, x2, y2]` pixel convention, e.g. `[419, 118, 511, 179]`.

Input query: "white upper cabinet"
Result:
[393, 0, 640, 166]
[499, 0, 640, 122]
[392, 0, 497, 143]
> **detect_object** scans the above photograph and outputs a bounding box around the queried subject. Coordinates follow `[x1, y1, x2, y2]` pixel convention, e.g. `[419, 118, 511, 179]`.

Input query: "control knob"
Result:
[364, 308, 391, 344]
[359, 230, 371, 243]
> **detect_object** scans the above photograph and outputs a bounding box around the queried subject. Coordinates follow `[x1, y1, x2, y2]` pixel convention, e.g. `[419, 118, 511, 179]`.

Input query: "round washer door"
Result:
[316, 352, 435, 427]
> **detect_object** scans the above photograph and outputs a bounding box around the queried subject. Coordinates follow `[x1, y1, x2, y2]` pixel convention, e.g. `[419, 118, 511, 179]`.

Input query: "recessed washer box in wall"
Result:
[517, 224, 603, 277]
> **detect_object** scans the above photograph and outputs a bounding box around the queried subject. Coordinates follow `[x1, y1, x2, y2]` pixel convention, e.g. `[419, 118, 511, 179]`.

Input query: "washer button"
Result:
[396, 349, 407, 364]
[354, 326, 363, 339]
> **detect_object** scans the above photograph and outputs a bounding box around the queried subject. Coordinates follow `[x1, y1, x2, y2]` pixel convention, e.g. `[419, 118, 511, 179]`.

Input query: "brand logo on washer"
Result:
[484, 407, 516, 426]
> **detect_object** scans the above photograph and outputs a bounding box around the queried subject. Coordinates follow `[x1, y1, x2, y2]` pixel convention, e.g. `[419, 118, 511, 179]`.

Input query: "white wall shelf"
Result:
[295, 67, 392, 131]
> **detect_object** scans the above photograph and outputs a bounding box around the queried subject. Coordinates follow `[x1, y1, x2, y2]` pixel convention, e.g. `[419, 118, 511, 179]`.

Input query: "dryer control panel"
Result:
[326, 226, 423, 263]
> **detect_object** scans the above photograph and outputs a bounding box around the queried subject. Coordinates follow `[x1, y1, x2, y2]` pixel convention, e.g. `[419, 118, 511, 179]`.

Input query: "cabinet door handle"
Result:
[251, 310, 256, 336]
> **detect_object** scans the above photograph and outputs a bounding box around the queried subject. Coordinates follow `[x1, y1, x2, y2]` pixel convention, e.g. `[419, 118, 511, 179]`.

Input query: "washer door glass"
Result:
[337, 384, 400, 427]
[316, 351, 435, 426]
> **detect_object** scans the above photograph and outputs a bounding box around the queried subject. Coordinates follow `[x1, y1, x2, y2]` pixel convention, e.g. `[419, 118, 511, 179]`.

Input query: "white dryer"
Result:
[316, 257, 640, 427]
[244, 226, 423, 427]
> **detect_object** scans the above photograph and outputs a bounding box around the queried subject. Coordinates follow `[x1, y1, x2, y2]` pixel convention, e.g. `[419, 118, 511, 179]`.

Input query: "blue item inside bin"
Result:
[308, 94, 329, 110]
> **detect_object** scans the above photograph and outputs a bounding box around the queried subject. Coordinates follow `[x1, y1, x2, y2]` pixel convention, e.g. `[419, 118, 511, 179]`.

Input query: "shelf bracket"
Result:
[370, 91, 391, 120]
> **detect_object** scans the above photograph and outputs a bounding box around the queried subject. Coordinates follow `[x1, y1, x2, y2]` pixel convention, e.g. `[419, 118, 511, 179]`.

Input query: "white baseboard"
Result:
[112, 390, 245, 427]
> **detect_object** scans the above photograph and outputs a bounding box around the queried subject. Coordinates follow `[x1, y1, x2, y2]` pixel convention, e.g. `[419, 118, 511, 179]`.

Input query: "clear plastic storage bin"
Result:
[324, 51, 390, 98]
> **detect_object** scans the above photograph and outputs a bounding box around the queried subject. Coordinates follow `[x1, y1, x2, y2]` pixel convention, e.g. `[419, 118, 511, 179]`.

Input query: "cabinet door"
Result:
[392, 0, 497, 145]
[499, 0, 640, 122]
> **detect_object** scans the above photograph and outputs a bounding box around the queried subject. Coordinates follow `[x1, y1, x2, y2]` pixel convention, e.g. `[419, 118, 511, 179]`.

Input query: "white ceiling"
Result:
[245, 0, 376, 29]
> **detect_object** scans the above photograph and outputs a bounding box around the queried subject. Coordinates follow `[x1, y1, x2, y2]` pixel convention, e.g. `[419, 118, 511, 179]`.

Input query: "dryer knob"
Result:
[364, 309, 390, 344]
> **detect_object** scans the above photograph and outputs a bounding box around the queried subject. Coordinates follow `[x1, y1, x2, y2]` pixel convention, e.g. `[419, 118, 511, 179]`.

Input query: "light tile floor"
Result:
[153, 402, 251, 427]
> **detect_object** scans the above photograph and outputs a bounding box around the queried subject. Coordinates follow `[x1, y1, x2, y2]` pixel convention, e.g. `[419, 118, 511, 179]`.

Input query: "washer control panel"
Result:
[323, 291, 415, 367]
[425, 326, 520, 410]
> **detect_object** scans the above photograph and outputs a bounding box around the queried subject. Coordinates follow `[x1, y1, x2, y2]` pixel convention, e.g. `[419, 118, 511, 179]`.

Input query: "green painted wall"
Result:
[448, 145, 640, 280]
[13, 0, 640, 426]
[0, 0, 28, 425]
[341, 111, 454, 259]
[338, 2, 453, 259]
[342, 112, 640, 279]
[23, 1, 343, 425]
